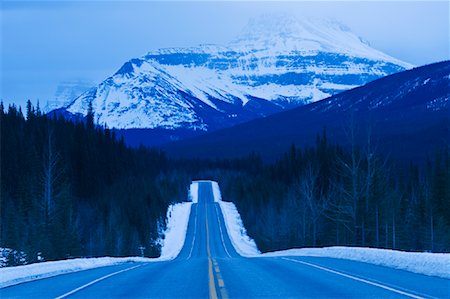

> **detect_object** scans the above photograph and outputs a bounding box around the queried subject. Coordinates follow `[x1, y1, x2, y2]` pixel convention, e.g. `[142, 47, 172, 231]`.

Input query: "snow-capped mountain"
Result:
[64, 14, 412, 131]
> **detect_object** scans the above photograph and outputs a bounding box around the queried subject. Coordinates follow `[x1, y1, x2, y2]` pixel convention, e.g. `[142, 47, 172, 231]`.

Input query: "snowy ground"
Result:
[159, 202, 192, 260]
[0, 256, 151, 288]
[211, 181, 222, 202]
[218, 201, 261, 256]
[189, 181, 199, 203]
[211, 181, 260, 256]
[0, 201, 193, 288]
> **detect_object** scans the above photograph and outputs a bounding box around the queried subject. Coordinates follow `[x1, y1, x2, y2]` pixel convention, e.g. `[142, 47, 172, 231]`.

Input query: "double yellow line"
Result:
[205, 200, 228, 299]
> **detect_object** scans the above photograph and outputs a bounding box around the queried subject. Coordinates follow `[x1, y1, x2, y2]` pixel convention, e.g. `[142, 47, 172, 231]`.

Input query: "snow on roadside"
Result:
[0, 256, 151, 288]
[263, 247, 450, 279]
[0, 201, 193, 288]
[211, 181, 221, 202]
[218, 201, 261, 256]
[212, 181, 260, 256]
[211, 181, 449, 279]
[189, 181, 199, 203]
[159, 202, 193, 260]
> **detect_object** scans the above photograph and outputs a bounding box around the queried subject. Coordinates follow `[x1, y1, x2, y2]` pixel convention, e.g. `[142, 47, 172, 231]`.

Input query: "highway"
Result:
[1, 181, 448, 298]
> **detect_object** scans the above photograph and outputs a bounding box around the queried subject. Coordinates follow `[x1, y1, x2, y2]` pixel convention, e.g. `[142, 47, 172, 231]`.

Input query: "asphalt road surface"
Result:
[1, 181, 448, 298]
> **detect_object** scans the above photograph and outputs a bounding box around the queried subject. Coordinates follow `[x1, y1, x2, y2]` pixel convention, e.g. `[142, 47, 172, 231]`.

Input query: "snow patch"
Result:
[189, 181, 199, 203]
[211, 181, 221, 202]
[212, 181, 260, 256]
[0, 256, 151, 288]
[0, 248, 27, 268]
[159, 202, 192, 260]
[218, 201, 261, 257]
[262, 247, 450, 279]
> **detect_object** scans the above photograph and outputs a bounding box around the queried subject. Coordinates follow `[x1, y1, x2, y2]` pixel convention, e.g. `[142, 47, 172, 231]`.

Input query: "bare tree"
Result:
[296, 163, 331, 246]
[40, 124, 71, 258]
[42, 126, 62, 222]
[336, 147, 364, 242]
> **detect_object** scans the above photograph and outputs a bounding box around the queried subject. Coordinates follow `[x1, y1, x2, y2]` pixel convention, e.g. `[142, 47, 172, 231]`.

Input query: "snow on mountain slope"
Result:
[65, 14, 412, 130]
[230, 14, 410, 66]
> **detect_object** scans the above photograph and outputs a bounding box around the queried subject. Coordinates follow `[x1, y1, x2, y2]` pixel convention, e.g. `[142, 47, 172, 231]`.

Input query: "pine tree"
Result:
[86, 100, 94, 130]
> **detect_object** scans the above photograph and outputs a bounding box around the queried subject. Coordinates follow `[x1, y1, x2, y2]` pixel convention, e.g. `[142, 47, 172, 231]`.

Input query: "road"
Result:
[1, 181, 448, 298]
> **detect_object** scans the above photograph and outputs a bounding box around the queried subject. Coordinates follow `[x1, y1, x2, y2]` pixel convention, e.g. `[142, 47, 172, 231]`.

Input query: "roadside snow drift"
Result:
[263, 247, 450, 279]
[189, 181, 199, 203]
[212, 181, 260, 256]
[218, 201, 261, 256]
[159, 202, 192, 260]
[0, 257, 150, 288]
[211, 181, 222, 202]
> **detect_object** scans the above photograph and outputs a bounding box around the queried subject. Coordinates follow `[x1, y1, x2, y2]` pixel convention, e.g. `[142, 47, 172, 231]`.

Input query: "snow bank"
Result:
[189, 180, 220, 202]
[189, 181, 199, 203]
[212, 181, 260, 256]
[263, 246, 450, 279]
[0, 256, 151, 288]
[218, 201, 261, 256]
[0, 201, 193, 288]
[159, 202, 193, 260]
[211, 181, 221, 202]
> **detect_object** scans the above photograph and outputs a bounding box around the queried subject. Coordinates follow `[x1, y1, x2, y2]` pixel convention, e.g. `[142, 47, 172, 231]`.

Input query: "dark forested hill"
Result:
[162, 61, 450, 162]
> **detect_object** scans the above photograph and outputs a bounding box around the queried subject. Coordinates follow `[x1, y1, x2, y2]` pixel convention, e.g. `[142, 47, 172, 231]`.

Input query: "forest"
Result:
[1, 102, 189, 265]
[1, 102, 449, 266]
[218, 132, 450, 253]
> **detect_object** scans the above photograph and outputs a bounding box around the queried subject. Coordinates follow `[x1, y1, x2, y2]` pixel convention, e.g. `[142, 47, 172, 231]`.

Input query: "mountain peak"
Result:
[230, 14, 411, 67]
[230, 13, 320, 51]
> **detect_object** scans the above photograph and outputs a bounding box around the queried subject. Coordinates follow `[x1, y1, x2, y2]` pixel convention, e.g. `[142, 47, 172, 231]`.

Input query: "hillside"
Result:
[162, 61, 449, 162]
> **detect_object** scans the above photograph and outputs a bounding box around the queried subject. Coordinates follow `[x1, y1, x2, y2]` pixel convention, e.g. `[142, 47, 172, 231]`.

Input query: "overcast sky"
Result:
[1, 0, 449, 109]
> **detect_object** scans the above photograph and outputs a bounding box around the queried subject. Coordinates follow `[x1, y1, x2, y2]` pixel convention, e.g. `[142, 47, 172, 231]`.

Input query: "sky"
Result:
[1, 1, 449, 109]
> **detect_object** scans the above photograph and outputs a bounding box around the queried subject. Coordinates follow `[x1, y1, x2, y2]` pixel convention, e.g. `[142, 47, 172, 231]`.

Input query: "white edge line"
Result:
[215, 204, 232, 258]
[187, 203, 198, 260]
[282, 258, 427, 299]
[55, 264, 143, 299]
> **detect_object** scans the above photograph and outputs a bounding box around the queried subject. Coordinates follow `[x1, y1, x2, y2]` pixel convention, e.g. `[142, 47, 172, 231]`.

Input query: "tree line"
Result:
[217, 131, 450, 253]
[1, 102, 189, 265]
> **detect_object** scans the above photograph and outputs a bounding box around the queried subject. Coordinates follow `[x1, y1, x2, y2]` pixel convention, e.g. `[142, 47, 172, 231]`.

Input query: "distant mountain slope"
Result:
[162, 61, 449, 162]
[43, 80, 93, 113]
[58, 14, 410, 139]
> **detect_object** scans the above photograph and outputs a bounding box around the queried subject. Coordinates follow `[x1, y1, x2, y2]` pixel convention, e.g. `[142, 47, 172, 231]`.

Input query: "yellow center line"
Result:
[214, 267, 229, 299]
[218, 278, 225, 288]
[206, 199, 219, 299]
[205, 187, 229, 299]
